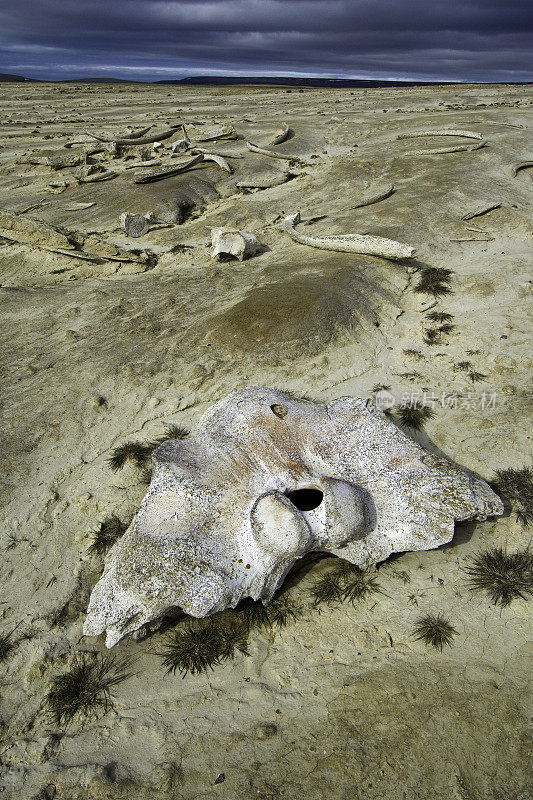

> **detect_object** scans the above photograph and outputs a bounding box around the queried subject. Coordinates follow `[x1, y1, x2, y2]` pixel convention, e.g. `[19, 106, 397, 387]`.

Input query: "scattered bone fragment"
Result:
[133, 154, 203, 183]
[188, 123, 238, 142]
[171, 139, 189, 154]
[125, 160, 162, 169]
[271, 123, 290, 145]
[46, 149, 86, 169]
[87, 126, 180, 146]
[351, 184, 394, 209]
[247, 140, 302, 162]
[397, 129, 484, 140]
[461, 203, 502, 221]
[284, 211, 415, 259]
[199, 152, 233, 173]
[191, 146, 244, 159]
[405, 141, 486, 156]
[46, 180, 69, 194]
[120, 213, 150, 238]
[511, 161, 533, 177]
[152, 141, 163, 151]
[76, 166, 117, 183]
[210, 228, 263, 260]
[64, 202, 96, 211]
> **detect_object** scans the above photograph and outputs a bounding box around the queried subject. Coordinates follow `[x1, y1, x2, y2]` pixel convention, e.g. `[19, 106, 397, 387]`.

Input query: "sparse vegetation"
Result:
[237, 598, 272, 629]
[464, 546, 533, 605]
[372, 383, 392, 393]
[492, 467, 533, 526]
[403, 349, 423, 359]
[423, 327, 442, 345]
[455, 361, 473, 372]
[159, 617, 248, 677]
[467, 371, 487, 383]
[108, 441, 152, 472]
[426, 311, 454, 324]
[396, 403, 436, 431]
[414, 267, 454, 298]
[311, 561, 382, 606]
[88, 515, 128, 556]
[45, 652, 132, 727]
[108, 424, 189, 472]
[267, 594, 301, 628]
[0, 627, 18, 663]
[412, 614, 457, 651]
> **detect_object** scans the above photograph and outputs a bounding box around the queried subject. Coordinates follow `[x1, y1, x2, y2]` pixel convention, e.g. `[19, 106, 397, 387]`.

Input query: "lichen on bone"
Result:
[84, 387, 503, 647]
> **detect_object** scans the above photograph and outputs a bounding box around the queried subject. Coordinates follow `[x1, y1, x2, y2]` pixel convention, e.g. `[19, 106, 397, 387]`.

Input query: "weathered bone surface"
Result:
[284, 211, 415, 259]
[84, 387, 503, 647]
[397, 129, 484, 140]
[210, 228, 263, 260]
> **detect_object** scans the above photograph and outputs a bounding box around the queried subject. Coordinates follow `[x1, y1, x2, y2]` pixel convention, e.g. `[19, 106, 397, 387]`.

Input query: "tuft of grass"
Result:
[267, 594, 301, 628]
[371, 384, 391, 393]
[492, 467, 533, 526]
[0, 627, 18, 663]
[398, 371, 423, 381]
[310, 572, 345, 606]
[337, 565, 382, 604]
[45, 652, 132, 727]
[438, 323, 456, 335]
[426, 311, 454, 324]
[403, 349, 423, 359]
[88, 515, 128, 556]
[159, 618, 246, 677]
[455, 360, 473, 372]
[414, 267, 454, 298]
[467, 371, 487, 383]
[423, 328, 442, 345]
[412, 614, 457, 651]
[107, 441, 152, 472]
[464, 546, 533, 605]
[237, 598, 272, 630]
[396, 404, 436, 431]
[149, 424, 190, 450]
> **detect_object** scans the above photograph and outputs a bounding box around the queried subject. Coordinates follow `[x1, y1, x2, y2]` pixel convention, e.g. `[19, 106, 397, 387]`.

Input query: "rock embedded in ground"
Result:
[120, 212, 150, 238]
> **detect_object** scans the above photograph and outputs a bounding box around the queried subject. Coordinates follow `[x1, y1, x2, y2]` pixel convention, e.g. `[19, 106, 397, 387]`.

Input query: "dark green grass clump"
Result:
[159, 616, 249, 677]
[426, 311, 454, 324]
[414, 267, 454, 298]
[396, 404, 436, 431]
[45, 652, 132, 727]
[412, 614, 457, 651]
[492, 467, 533, 526]
[108, 424, 190, 472]
[310, 561, 382, 607]
[107, 441, 152, 472]
[267, 594, 302, 628]
[88, 515, 128, 556]
[464, 546, 533, 606]
[0, 627, 18, 663]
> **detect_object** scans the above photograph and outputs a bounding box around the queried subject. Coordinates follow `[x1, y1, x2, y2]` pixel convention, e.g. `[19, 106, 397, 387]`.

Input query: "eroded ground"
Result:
[0, 82, 531, 800]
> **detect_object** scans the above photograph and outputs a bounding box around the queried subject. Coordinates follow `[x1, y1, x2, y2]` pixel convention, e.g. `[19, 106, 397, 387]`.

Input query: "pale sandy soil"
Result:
[0, 82, 531, 800]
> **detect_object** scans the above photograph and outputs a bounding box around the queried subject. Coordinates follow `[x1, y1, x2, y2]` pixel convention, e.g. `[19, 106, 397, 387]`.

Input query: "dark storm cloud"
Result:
[0, 0, 531, 81]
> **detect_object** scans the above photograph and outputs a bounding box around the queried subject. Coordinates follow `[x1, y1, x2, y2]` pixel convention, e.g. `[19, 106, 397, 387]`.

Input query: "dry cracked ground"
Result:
[0, 82, 532, 800]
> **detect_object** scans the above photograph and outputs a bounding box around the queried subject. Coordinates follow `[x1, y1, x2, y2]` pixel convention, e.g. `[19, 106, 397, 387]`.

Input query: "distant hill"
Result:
[156, 76, 446, 88]
[60, 77, 142, 84]
[0, 72, 38, 82]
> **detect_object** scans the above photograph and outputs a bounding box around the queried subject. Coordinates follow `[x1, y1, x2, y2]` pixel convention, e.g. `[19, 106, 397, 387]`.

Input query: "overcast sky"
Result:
[0, 0, 531, 82]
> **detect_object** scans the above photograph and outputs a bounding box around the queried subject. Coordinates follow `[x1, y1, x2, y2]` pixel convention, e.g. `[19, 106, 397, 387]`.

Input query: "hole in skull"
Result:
[286, 488, 324, 511]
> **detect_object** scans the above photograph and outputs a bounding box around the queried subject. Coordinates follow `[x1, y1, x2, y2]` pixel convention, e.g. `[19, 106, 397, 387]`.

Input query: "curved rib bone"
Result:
[284, 212, 415, 259]
[405, 141, 486, 156]
[87, 126, 180, 146]
[195, 152, 233, 173]
[133, 154, 203, 184]
[247, 140, 302, 162]
[398, 129, 484, 140]
[512, 161, 533, 177]
[351, 184, 394, 209]
[271, 123, 290, 145]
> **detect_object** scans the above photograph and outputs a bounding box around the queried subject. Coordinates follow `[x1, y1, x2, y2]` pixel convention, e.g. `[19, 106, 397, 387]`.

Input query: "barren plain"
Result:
[0, 81, 532, 799]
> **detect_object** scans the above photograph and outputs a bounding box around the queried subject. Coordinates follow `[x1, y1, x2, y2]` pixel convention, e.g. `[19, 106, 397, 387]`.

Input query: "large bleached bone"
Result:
[397, 129, 484, 140]
[512, 161, 533, 177]
[84, 387, 503, 648]
[210, 228, 263, 260]
[197, 152, 233, 173]
[247, 140, 303, 162]
[284, 212, 415, 259]
[271, 123, 290, 145]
